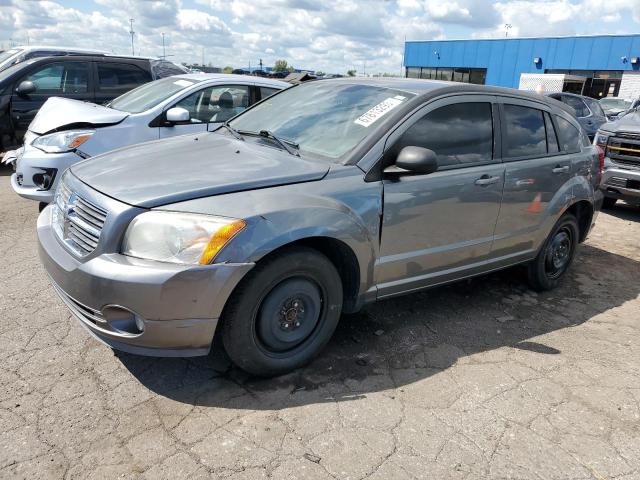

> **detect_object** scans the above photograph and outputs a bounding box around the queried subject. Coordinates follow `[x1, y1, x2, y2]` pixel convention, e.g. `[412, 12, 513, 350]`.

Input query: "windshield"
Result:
[229, 82, 415, 160]
[600, 98, 630, 109]
[0, 48, 22, 69]
[108, 76, 198, 113]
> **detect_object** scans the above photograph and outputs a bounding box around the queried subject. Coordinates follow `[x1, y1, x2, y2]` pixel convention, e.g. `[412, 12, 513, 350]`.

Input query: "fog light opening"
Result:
[102, 306, 144, 335]
[32, 168, 58, 191]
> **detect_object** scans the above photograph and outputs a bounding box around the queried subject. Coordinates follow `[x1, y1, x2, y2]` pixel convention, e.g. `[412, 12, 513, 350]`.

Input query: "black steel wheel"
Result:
[527, 213, 579, 291]
[221, 246, 343, 377]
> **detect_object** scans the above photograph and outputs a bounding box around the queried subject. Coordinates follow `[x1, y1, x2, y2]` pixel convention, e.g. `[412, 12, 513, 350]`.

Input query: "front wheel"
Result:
[527, 213, 579, 292]
[221, 246, 343, 377]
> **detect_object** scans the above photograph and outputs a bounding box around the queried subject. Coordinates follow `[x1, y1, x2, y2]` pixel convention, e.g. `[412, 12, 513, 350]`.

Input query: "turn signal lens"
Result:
[68, 134, 92, 149]
[199, 220, 246, 264]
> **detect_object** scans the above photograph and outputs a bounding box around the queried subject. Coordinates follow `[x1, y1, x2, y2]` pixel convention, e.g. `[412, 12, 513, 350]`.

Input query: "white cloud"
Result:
[1, 0, 639, 74]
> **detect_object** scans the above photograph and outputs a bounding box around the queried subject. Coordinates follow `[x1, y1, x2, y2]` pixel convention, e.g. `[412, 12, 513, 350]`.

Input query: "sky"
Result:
[1, 0, 640, 75]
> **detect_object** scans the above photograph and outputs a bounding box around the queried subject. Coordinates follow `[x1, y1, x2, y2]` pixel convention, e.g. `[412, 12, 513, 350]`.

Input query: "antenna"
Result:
[505, 24, 512, 38]
[129, 18, 135, 55]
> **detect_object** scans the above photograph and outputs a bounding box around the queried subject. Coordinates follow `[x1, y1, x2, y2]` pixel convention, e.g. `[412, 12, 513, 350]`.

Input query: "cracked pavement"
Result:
[1, 169, 640, 479]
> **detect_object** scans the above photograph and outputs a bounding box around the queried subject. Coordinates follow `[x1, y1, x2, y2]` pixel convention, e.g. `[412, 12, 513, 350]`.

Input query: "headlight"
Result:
[122, 211, 246, 265]
[32, 129, 95, 153]
[594, 132, 609, 148]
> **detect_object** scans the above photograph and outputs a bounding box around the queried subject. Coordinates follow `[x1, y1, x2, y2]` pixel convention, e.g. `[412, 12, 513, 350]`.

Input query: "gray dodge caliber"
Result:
[38, 78, 603, 376]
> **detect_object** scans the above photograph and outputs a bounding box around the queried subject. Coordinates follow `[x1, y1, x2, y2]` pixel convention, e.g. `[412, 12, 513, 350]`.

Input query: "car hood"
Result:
[71, 132, 331, 208]
[602, 111, 640, 134]
[29, 97, 129, 135]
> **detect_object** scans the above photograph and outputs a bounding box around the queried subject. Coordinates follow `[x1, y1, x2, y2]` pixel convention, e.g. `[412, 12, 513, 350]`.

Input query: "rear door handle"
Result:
[552, 165, 570, 174]
[474, 175, 501, 186]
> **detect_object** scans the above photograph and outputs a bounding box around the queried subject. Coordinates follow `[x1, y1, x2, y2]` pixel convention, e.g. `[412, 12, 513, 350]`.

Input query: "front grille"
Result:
[608, 134, 640, 169]
[606, 177, 628, 188]
[53, 181, 107, 256]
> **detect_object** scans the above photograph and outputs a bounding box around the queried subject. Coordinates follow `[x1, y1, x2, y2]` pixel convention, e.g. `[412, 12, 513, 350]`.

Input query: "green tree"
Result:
[347, 69, 356, 77]
[273, 59, 289, 72]
[222, 66, 233, 74]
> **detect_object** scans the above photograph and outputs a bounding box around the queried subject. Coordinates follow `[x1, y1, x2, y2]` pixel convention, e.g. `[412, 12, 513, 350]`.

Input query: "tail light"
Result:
[595, 145, 605, 175]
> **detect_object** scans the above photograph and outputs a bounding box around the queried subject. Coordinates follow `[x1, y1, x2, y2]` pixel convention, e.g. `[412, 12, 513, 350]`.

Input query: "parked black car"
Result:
[547, 92, 607, 140]
[0, 55, 187, 151]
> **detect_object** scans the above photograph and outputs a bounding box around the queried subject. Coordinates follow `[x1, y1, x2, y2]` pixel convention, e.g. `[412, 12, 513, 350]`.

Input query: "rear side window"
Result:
[544, 112, 559, 153]
[503, 105, 546, 158]
[555, 116, 582, 153]
[392, 102, 494, 168]
[561, 95, 589, 117]
[97, 63, 151, 93]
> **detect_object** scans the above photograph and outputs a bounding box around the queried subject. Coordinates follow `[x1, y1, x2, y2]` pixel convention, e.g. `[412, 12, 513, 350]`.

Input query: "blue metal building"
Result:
[404, 34, 640, 99]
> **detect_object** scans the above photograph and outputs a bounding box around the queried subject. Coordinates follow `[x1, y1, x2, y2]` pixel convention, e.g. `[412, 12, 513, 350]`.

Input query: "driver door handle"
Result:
[474, 175, 501, 186]
[552, 165, 570, 174]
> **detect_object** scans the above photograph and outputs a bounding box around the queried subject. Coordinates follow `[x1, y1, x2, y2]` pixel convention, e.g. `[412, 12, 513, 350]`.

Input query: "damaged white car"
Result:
[7, 74, 287, 208]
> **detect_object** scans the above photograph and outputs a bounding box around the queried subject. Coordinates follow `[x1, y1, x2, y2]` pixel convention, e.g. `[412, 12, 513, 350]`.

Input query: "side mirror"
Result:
[385, 146, 438, 175]
[16, 80, 36, 96]
[166, 107, 190, 124]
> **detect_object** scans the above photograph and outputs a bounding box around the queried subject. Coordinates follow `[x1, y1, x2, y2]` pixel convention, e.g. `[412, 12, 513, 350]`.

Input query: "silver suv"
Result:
[595, 111, 640, 208]
[37, 79, 603, 376]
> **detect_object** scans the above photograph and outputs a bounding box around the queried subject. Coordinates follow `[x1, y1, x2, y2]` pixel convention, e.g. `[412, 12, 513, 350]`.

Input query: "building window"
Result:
[405, 67, 486, 85]
[406, 67, 421, 78]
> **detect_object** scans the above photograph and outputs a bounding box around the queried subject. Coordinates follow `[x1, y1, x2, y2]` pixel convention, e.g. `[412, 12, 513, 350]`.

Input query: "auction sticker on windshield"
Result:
[355, 95, 407, 127]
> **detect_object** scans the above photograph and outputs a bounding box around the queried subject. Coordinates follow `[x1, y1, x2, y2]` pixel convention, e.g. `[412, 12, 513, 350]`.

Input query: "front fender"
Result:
[217, 193, 378, 299]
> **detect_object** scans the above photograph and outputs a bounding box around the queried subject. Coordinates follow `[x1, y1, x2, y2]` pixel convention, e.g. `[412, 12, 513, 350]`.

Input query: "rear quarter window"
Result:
[555, 116, 582, 153]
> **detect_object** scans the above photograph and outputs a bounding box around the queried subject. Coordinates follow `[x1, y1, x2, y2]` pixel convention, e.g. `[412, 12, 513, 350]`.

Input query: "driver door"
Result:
[376, 96, 505, 298]
[159, 84, 250, 138]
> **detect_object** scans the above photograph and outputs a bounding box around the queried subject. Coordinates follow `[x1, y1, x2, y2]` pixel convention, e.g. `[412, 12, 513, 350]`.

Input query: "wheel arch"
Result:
[248, 236, 363, 314]
[565, 199, 594, 243]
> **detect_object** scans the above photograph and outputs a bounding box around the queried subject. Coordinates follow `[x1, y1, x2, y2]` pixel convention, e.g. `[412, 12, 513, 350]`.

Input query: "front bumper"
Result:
[12, 146, 80, 203]
[37, 206, 254, 357]
[600, 161, 640, 204]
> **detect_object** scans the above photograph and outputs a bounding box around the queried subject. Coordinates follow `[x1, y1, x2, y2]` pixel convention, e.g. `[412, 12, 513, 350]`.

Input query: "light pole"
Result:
[161, 33, 165, 59]
[505, 24, 512, 38]
[129, 18, 135, 55]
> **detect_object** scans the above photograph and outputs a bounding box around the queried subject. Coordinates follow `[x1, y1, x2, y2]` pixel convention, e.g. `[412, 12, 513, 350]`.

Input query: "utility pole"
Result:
[129, 18, 135, 55]
[259, 58, 263, 71]
[161, 33, 165, 59]
[505, 24, 512, 38]
[201, 46, 204, 66]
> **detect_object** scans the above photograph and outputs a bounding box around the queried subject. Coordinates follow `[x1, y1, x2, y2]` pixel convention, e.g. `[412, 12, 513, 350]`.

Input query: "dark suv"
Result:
[0, 55, 187, 151]
[38, 79, 603, 376]
[547, 92, 607, 140]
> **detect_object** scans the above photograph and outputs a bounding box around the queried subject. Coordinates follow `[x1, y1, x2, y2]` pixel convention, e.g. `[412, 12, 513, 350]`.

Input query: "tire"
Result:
[221, 246, 343, 377]
[527, 213, 579, 292]
[602, 197, 617, 209]
[38, 202, 47, 213]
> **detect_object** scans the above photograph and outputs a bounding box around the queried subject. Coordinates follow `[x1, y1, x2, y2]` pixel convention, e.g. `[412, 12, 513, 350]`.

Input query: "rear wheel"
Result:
[602, 197, 617, 209]
[221, 246, 343, 377]
[527, 213, 579, 291]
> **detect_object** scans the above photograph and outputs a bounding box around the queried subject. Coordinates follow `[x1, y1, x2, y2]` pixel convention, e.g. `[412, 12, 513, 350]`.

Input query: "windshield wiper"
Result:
[259, 130, 299, 156]
[220, 122, 244, 141]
